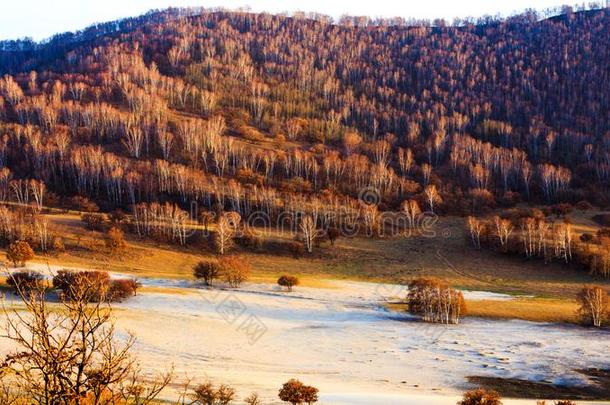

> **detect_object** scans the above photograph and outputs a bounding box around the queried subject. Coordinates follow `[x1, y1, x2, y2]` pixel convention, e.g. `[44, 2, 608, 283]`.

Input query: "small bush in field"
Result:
[277, 275, 299, 292]
[52, 236, 65, 252]
[327, 227, 341, 245]
[278, 379, 319, 404]
[457, 389, 502, 405]
[6, 240, 35, 267]
[108, 279, 138, 301]
[108, 209, 127, 225]
[244, 393, 262, 405]
[193, 260, 222, 286]
[192, 381, 236, 405]
[52, 269, 136, 302]
[220, 256, 251, 288]
[69, 195, 99, 212]
[575, 200, 593, 210]
[6, 271, 45, 293]
[237, 228, 263, 251]
[105, 226, 127, 251]
[53, 269, 110, 302]
[287, 241, 304, 259]
[81, 212, 107, 231]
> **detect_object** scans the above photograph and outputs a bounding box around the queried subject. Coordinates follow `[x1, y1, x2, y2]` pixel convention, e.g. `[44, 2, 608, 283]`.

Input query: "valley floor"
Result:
[3, 264, 607, 404]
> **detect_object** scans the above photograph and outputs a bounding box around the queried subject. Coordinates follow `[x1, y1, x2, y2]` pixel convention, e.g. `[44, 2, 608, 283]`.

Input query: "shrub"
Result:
[236, 168, 265, 187]
[327, 227, 340, 245]
[191, 381, 236, 405]
[193, 260, 222, 286]
[108, 209, 127, 226]
[536, 402, 578, 405]
[551, 203, 573, 218]
[287, 241, 304, 259]
[6, 240, 35, 267]
[244, 393, 261, 405]
[6, 271, 45, 293]
[575, 200, 593, 210]
[81, 212, 107, 231]
[220, 256, 251, 288]
[457, 389, 502, 405]
[53, 269, 110, 302]
[280, 177, 313, 193]
[579, 233, 594, 245]
[192, 382, 216, 404]
[108, 279, 138, 301]
[592, 214, 610, 227]
[237, 227, 263, 251]
[239, 125, 266, 142]
[52, 236, 65, 252]
[52, 270, 136, 302]
[278, 275, 299, 292]
[69, 195, 99, 212]
[278, 379, 319, 404]
[105, 226, 127, 251]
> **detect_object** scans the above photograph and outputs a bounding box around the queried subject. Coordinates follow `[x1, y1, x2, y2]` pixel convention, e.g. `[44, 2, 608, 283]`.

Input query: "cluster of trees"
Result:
[132, 202, 190, 245]
[193, 255, 251, 288]
[466, 210, 573, 263]
[6, 267, 140, 302]
[52, 269, 139, 302]
[407, 277, 466, 324]
[0, 7, 609, 244]
[0, 206, 55, 252]
[465, 207, 610, 278]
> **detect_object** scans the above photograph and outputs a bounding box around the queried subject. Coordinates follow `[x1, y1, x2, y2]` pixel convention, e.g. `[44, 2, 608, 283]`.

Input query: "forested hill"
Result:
[0, 7, 609, 217]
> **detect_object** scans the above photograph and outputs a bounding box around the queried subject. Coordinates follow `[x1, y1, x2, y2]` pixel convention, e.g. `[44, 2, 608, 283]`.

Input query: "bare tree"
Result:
[299, 214, 317, 253]
[577, 285, 608, 327]
[0, 274, 170, 403]
[157, 129, 174, 160]
[401, 199, 421, 232]
[423, 185, 441, 213]
[29, 179, 45, 211]
[123, 120, 144, 158]
[214, 212, 240, 255]
[466, 216, 484, 249]
[493, 216, 513, 250]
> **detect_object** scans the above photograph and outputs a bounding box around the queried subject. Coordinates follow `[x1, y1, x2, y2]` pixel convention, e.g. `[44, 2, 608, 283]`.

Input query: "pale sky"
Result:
[0, 0, 580, 41]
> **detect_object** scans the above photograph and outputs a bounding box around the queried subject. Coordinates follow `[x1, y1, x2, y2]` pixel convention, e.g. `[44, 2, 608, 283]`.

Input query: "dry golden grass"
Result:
[138, 285, 192, 295]
[4, 209, 609, 302]
[466, 298, 581, 323]
[389, 298, 581, 323]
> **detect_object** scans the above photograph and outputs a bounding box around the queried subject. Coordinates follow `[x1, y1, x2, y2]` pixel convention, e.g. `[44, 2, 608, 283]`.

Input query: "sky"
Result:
[0, 0, 580, 41]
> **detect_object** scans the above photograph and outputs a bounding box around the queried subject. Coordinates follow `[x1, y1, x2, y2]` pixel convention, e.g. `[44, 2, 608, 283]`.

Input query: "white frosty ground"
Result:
[116, 279, 609, 404]
[2, 264, 609, 404]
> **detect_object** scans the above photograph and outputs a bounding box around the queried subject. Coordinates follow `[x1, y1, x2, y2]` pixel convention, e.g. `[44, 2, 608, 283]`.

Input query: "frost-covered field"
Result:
[116, 278, 608, 404]
[2, 264, 609, 404]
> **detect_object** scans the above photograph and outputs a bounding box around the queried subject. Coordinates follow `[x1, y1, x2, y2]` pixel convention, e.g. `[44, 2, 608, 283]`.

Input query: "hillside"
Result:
[0, 7, 609, 215]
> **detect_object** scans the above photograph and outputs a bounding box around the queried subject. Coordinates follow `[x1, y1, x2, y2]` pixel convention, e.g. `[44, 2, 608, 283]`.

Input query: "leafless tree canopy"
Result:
[0, 274, 170, 403]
